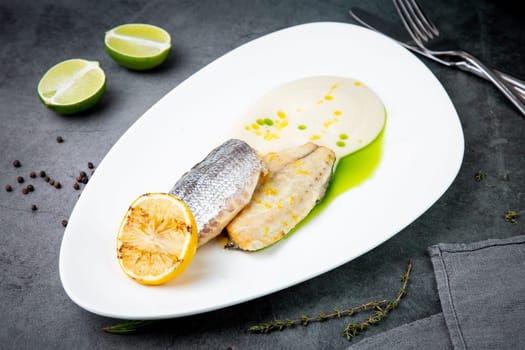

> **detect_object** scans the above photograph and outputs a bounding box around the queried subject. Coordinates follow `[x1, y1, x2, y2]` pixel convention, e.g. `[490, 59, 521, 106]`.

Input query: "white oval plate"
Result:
[59, 22, 463, 319]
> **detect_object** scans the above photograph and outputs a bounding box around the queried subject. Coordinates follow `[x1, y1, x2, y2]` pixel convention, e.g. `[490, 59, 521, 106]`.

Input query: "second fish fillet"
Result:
[226, 143, 335, 251]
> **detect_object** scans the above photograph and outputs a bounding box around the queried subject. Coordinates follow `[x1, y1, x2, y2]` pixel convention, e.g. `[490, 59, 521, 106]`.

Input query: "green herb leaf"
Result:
[102, 320, 156, 334]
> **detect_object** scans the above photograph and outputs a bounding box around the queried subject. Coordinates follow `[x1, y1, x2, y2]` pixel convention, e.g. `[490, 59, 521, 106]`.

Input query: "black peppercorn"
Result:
[27, 184, 34, 192]
[21, 187, 29, 195]
[31, 204, 38, 211]
[39, 171, 46, 177]
[17, 176, 24, 183]
[30, 171, 36, 178]
[5, 184, 12, 192]
[13, 160, 21, 168]
[56, 136, 64, 143]
[73, 183, 80, 190]
[88, 162, 94, 169]
[61, 219, 68, 227]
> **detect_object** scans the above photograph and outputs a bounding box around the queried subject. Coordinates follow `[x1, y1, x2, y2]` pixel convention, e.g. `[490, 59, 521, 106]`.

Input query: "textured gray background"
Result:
[1, 0, 523, 349]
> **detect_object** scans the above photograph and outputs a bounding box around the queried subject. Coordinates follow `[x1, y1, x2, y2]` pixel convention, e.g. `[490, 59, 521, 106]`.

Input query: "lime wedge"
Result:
[104, 23, 171, 70]
[37, 59, 106, 115]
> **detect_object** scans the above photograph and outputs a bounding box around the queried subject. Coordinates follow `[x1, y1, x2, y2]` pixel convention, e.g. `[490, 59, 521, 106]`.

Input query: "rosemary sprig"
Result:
[249, 259, 413, 342]
[248, 300, 388, 334]
[103, 320, 156, 334]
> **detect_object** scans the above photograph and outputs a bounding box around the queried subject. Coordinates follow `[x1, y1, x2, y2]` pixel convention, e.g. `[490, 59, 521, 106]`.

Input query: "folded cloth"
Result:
[429, 235, 525, 349]
[349, 235, 525, 350]
[346, 313, 452, 350]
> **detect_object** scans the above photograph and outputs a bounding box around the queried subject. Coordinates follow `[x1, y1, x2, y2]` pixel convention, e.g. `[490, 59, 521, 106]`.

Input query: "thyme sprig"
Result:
[474, 170, 486, 182]
[248, 300, 388, 334]
[343, 259, 412, 340]
[249, 259, 413, 341]
[103, 260, 413, 340]
[504, 210, 518, 224]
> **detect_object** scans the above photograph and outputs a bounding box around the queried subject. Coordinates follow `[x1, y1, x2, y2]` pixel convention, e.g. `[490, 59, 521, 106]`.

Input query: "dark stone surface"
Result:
[0, 0, 523, 348]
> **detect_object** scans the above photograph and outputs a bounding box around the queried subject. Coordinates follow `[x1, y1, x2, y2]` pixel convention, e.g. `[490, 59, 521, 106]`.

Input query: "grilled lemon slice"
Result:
[116, 193, 197, 285]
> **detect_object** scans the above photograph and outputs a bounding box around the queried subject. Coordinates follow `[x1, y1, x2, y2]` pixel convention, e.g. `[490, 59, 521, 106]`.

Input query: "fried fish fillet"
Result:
[226, 143, 335, 251]
[170, 139, 265, 246]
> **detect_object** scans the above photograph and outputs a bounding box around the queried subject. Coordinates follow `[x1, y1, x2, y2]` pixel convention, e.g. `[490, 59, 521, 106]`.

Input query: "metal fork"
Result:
[393, 0, 525, 117]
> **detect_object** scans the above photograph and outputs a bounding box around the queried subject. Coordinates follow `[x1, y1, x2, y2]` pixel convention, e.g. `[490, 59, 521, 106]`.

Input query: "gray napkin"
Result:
[349, 235, 525, 350]
[346, 312, 452, 349]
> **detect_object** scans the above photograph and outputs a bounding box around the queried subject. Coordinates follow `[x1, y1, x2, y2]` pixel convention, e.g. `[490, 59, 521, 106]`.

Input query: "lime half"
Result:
[104, 23, 171, 70]
[37, 59, 106, 115]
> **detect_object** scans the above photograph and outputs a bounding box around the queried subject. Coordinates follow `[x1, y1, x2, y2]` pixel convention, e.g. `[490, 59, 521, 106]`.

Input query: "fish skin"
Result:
[227, 143, 335, 251]
[170, 139, 265, 246]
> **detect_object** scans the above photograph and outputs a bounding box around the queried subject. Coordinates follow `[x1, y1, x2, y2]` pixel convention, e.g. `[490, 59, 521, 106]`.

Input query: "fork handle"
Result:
[496, 70, 525, 95]
[458, 52, 525, 117]
[455, 61, 525, 96]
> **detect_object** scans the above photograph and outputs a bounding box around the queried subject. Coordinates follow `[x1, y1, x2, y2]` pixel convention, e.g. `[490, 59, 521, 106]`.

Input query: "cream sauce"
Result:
[230, 76, 385, 159]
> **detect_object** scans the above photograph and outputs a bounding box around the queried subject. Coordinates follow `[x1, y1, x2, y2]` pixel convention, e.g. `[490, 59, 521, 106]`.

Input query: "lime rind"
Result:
[104, 46, 170, 71]
[39, 60, 102, 104]
[37, 59, 106, 115]
[104, 23, 171, 70]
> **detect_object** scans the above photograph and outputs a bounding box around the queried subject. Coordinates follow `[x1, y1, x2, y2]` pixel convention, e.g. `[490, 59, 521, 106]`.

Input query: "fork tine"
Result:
[409, 0, 439, 37]
[397, 0, 433, 41]
[403, 0, 433, 40]
[393, 0, 427, 43]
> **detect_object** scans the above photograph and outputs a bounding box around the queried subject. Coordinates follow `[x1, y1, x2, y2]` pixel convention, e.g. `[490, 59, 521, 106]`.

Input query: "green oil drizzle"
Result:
[252, 126, 385, 252]
[322, 129, 384, 208]
[287, 121, 386, 237]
